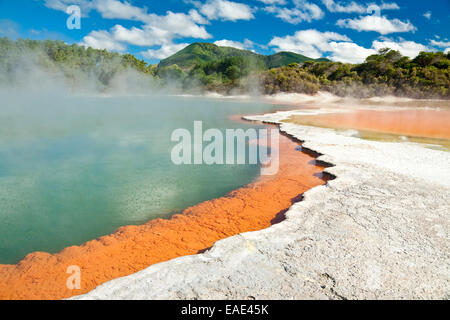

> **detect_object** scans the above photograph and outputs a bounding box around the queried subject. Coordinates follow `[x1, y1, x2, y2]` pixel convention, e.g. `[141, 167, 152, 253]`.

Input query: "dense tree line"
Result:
[0, 37, 156, 90]
[261, 49, 450, 98]
[160, 47, 450, 98]
[0, 38, 449, 98]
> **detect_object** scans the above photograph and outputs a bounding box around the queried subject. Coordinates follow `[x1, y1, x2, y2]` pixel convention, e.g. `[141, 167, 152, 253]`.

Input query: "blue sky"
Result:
[0, 0, 449, 64]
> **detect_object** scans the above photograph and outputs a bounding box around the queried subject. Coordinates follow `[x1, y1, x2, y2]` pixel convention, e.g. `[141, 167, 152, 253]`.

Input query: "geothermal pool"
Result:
[0, 93, 290, 264]
[285, 107, 450, 150]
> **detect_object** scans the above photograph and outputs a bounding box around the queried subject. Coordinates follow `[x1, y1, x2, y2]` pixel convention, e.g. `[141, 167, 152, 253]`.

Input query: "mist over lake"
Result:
[0, 92, 288, 264]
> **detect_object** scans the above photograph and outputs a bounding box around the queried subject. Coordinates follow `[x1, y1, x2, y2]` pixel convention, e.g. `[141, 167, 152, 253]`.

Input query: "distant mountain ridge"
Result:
[158, 42, 329, 70]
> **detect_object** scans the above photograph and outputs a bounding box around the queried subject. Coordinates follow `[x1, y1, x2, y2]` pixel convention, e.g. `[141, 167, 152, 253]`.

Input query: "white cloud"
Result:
[110, 25, 161, 47]
[321, 0, 365, 13]
[44, 0, 87, 11]
[44, 0, 214, 27]
[423, 11, 432, 20]
[44, 0, 150, 21]
[188, 9, 209, 24]
[379, 3, 400, 10]
[94, 0, 150, 22]
[269, 29, 432, 63]
[257, 0, 286, 4]
[145, 11, 211, 39]
[141, 43, 189, 60]
[80, 29, 126, 51]
[430, 40, 450, 48]
[328, 41, 376, 63]
[214, 39, 254, 50]
[372, 39, 430, 58]
[214, 39, 245, 49]
[198, 0, 254, 21]
[264, 1, 324, 24]
[430, 39, 450, 55]
[44, 0, 93, 16]
[80, 10, 211, 52]
[269, 29, 354, 60]
[321, 0, 399, 13]
[45, 1, 214, 57]
[337, 15, 416, 34]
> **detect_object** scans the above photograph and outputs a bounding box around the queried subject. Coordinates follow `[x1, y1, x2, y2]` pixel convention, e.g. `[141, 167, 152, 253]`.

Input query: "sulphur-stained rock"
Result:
[74, 112, 450, 300]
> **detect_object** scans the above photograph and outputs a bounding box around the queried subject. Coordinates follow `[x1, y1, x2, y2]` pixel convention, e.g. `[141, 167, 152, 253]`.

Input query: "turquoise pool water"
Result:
[0, 93, 289, 264]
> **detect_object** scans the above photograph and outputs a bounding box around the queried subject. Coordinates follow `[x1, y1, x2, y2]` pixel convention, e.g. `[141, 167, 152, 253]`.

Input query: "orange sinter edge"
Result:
[0, 131, 327, 300]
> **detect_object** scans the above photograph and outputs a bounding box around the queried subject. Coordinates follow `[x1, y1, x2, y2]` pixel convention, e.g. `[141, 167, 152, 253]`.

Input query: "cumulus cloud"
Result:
[45, 0, 210, 25]
[107, 11, 212, 47]
[337, 15, 416, 35]
[188, 9, 209, 24]
[264, 1, 324, 24]
[257, 0, 286, 4]
[80, 11, 211, 52]
[269, 29, 360, 60]
[430, 39, 450, 54]
[81, 29, 126, 51]
[94, 0, 151, 22]
[321, 0, 365, 13]
[141, 43, 190, 60]
[430, 40, 450, 48]
[145, 11, 211, 39]
[327, 42, 376, 63]
[321, 0, 399, 13]
[379, 3, 401, 10]
[269, 29, 432, 63]
[198, 0, 254, 21]
[44, 0, 216, 59]
[45, 0, 254, 23]
[43, 0, 87, 11]
[214, 39, 254, 50]
[44, 0, 151, 21]
[110, 25, 160, 47]
[372, 39, 430, 58]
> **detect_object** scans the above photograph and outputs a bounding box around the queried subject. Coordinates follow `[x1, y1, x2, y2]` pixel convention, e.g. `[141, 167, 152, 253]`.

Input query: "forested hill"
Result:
[0, 38, 449, 99]
[158, 42, 328, 70]
[0, 37, 156, 90]
[259, 49, 450, 98]
[266, 51, 330, 69]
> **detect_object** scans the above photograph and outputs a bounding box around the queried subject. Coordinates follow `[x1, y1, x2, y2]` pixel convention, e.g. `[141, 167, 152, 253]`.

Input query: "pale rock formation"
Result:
[74, 111, 450, 300]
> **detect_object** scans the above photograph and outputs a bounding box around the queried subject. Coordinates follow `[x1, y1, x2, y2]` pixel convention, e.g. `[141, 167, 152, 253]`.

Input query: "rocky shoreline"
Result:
[74, 110, 450, 300]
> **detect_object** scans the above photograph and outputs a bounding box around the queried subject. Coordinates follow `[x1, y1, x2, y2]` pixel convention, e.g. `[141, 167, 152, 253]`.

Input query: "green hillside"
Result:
[158, 43, 260, 69]
[266, 51, 327, 68]
[1, 38, 447, 99]
[0, 37, 156, 89]
[158, 42, 328, 70]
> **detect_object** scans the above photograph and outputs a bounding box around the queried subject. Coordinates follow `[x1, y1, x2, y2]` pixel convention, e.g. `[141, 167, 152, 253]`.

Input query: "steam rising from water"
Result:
[0, 78, 290, 264]
[0, 46, 167, 95]
[1, 46, 448, 265]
